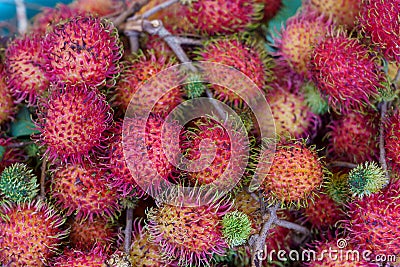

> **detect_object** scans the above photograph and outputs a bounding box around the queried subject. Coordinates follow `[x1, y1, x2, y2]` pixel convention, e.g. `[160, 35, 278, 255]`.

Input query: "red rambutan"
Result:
[53, 247, 108, 267]
[0, 63, 15, 125]
[257, 0, 283, 22]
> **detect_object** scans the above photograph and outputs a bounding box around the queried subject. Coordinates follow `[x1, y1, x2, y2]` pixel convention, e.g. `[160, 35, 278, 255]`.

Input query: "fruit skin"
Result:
[221, 210, 252, 247]
[36, 83, 112, 164]
[0, 200, 68, 266]
[342, 179, 400, 260]
[50, 161, 120, 222]
[53, 247, 108, 267]
[259, 139, 325, 208]
[327, 110, 379, 164]
[0, 63, 15, 125]
[182, 0, 263, 35]
[309, 31, 385, 113]
[385, 108, 400, 172]
[0, 137, 28, 173]
[42, 16, 122, 88]
[357, 0, 400, 62]
[5, 33, 49, 106]
[69, 0, 123, 16]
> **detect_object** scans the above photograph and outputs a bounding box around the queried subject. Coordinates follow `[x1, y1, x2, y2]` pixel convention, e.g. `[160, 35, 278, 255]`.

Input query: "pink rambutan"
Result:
[36, 83, 112, 164]
[0, 200, 68, 266]
[49, 160, 120, 221]
[42, 16, 122, 87]
[357, 0, 400, 62]
[385, 108, 400, 172]
[0, 63, 15, 125]
[53, 247, 108, 267]
[327, 110, 379, 164]
[181, 0, 263, 35]
[308, 31, 385, 112]
[5, 33, 49, 106]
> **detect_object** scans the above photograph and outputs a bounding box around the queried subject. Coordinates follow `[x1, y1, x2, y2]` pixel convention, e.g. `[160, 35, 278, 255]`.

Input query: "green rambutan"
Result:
[327, 110, 379, 164]
[184, 73, 206, 99]
[384, 108, 400, 171]
[36, 83, 112, 164]
[258, 139, 325, 208]
[53, 247, 108, 267]
[0, 163, 39, 203]
[42, 16, 122, 87]
[5, 33, 49, 106]
[49, 160, 120, 221]
[325, 171, 350, 204]
[301, 81, 329, 115]
[0, 63, 15, 125]
[221, 210, 252, 247]
[0, 200, 68, 266]
[309, 31, 385, 112]
[357, 0, 400, 62]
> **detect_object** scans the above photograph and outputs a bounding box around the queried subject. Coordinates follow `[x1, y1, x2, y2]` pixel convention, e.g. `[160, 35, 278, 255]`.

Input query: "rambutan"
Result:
[357, 0, 400, 62]
[106, 251, 132, 267]
[181, 0, 263, 35]
[49, 160, 120, 221]
[146, 197, 232, 266]
[327, 110, 379, 164]
[221, 210, 252, 247]
[53, 247, 108, 267]
[196, 35, 274, 108]
[69, 0, 124, 16]
[0, 63, 15, 125]
[257, 0, 283, 22]
[36, 83, 112, 164]
[301, 81, 329, 115]
[0, 200, 68, 266]
[325, 171, 350, 204]
[5, 33, 49, 106]
[274, 9, 332, 77]
[384, 108, 400, 171]
[258, 139, 325, 208]
[0, 137, 27, 173]
[309, 31, 385, 112]
[114, 50, 182, 117]
[42, 16, 122, 87]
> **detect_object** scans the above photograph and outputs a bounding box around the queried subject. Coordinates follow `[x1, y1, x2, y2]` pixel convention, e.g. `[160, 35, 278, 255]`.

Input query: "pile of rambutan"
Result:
[0, 0, 399, 266]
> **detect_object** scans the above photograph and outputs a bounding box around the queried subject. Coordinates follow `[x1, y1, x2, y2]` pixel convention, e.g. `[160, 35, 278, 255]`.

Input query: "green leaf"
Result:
[10, 106, 39, 137]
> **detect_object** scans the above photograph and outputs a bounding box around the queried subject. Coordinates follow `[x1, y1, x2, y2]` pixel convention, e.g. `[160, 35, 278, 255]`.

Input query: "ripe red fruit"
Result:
[53, 247, 108, 267]
[0, 63, 15, 125]
[257, 0, 283, 22]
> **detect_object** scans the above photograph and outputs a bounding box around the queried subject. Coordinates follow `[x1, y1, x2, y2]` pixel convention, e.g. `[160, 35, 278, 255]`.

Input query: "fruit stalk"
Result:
[379, 101, 389, 180]
[124, 207, 134, 253]
[15, 0, 28, 34]
[39, 155, 47, 198]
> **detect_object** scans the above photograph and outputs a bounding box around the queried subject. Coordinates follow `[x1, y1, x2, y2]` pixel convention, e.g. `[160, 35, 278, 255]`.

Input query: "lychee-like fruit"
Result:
[325, 171, 350, 204]
[42, 16, 122, 87]
[0, 63, 15, 125]
[181, 0, 263, 35]
[0, 136, 28, 173]
[309, 31, 385, 112]
[274, 9, 332, 77]
[301, 81, 329, 115]
[259, 139, 325, 208]
[0, 200, 68, 266]
[53, 247, 108, 267]
[327, 110, 379, 164]
[5, 33, 49, 106]
[49, 161, 120, 221]
[221, 210, 252, 247]
[357, 0, 400, 62]
[36, 83, 112, 164]
[384, 108, 400, 171]
[196, 35, 274, 108]
[69, 0, 123, 16]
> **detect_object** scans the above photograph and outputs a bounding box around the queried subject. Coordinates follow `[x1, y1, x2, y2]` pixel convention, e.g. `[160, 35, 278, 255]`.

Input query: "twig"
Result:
[112, 0, 149, 27]
[124, 207, 134, 253]
[379, 101, 389, 180]
[14, 0, 28, 34]
[40, 156, 47, 198]
[5, 141, 34, 149]
[275, 218, 310, 235]
[327, 161, 357, 169]
[126, 31, 140, 52]
[140, 0, 179, 19]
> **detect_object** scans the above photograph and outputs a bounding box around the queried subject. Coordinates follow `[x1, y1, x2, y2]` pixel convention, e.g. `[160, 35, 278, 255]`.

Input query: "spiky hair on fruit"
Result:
[341, 179, 400, 259]
[53, 246, 108, 267]
[308, 30, 385, 113]
[0, 200, 68, 266]
[0, 63, 15, 125]
[265, 86, 320, 139]
[348, 162, 388, 198]
[69, 216, 117, 252]
[0, 163, 39, 203]
[357, 0, 399, 62]
[258, 138, 325, 208]
[184, 73, 206, 99]
[36, 83, 112, 164]
[42, 16, 122, 88]
[326, 110, 379, 164]
[301, 81, 329, 115]
[5, 33, 49, 106]
[305, 0, 362, 29]
[49, 160, 120, 222]
[325, 171, 350, 204]
[180, 115, 249, 186]
[221, 210, 252, 247]
[195, 34, 274, 108]
[114, 50, 182, 117]
[0, 136, 28, 173]
[146, 196, 233, 267]
[384, 108, 400, 171]
[273, 7, 332, 78]
[128, 218, 168, 266]
[106, 251, 132, 267]
[181, 0, 264, 36]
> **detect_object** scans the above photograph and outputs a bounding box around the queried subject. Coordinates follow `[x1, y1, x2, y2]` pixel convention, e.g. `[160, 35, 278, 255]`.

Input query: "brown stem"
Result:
[112, 0, 149, 27]
[275, 218, 310, 235]
[40, 156, 47, 198]
[5, 141, 34, 149]
[124, 207, 134, 253]
[140, 0, 179, 19]
[327, 161, 357, 169]
[379, 101, 389, 180]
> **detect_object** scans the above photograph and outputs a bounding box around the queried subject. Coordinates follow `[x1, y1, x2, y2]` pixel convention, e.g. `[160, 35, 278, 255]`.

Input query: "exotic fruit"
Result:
[146, 198, 232, 266]
[36, 84, 112, 164]
[327, 110, 379, 164]
[197, 35, 274, 108]
[259, 139, 325, 208]
[0, 200, 68, 266]
[0, 137, 27, 173]
[257, 0, 282, 22]
[181, 0, 263, 35]
[357, 0, 400, 62]
[385, 109, 400, 171]
[5, 33, 49, 106]
[53, 247, 108, 267]
[308, 32, 384, 112]
[274, 9, 332, 77]
[307, 0, 362, 28]
[0, 63, 15, 125]
[42, 16, 122, 87]
[342, 180, 400, 259]
[69, 0, 123, 16]
[50, 161, 120, 221]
